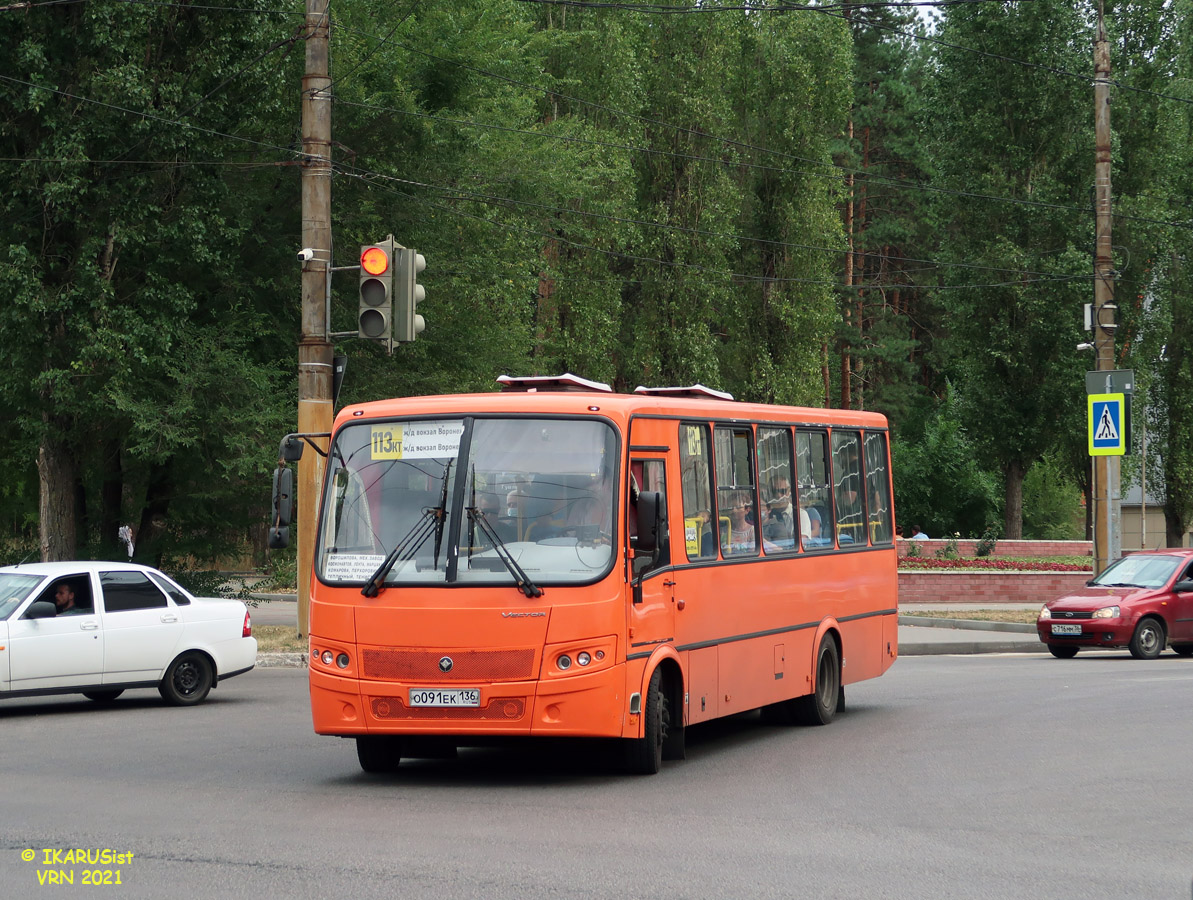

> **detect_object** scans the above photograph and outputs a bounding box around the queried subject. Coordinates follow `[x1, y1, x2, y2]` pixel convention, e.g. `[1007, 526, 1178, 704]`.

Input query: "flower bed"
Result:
[899, 557, 1091, 573]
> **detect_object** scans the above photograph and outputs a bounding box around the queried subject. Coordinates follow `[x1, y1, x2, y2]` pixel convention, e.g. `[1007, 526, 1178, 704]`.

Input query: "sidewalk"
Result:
[249, 596, 1053, 661]
[898, 602, 1045, 656]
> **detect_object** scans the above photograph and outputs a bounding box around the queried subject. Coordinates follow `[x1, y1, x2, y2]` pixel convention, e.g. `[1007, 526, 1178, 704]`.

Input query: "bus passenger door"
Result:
[628, 456, 675, 666]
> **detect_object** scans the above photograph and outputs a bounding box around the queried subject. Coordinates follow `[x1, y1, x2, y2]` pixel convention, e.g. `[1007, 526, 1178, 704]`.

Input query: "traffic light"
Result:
[358, 237, 396, 342]
[394, 248, 426, 343]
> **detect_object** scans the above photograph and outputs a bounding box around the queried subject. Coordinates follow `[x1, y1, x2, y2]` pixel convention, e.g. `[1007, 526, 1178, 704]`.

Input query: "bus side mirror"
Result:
[633, 490, 663, 554]
[268, 526, 290, 550]
[280, 435, 305, 462]
[269, 467, 293, 549]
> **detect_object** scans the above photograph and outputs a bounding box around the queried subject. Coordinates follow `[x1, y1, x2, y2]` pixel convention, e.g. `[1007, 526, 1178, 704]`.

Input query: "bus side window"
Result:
[631, 459, 669, 577]
[796, 430, 833, 550]
[832, 431, 865, 546]
[679, 424, 716, 561]
[715, 426, 758, 557]
[864, 431, 894, 544]
[758, 426, 797, 553]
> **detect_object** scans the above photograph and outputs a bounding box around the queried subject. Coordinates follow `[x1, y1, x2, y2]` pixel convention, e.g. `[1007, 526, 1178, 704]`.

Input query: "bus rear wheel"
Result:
[792, 634, 840, 726]
[356, 736, 403, 774]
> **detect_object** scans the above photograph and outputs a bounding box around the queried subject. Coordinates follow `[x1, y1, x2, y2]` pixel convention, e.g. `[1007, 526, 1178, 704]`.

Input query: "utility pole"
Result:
[1092, 2, 1120, 575]
[298, 0, 333, 636]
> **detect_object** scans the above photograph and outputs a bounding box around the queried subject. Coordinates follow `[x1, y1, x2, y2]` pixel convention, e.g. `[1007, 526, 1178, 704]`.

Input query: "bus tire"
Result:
[793, 634, 840, 726]
[356, 736, 403, 774]
[625, 668, 667, 775]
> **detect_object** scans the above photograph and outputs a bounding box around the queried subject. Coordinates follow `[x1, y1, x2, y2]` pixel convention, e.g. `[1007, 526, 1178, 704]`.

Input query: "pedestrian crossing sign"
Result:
[1088, 393, 1126, 456]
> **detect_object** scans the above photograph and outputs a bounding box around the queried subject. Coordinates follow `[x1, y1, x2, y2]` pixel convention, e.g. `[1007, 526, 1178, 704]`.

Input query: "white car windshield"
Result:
[317, 417, 617, 588]
[1090, 555, 1182, 589]
[0, 573, 44, 620]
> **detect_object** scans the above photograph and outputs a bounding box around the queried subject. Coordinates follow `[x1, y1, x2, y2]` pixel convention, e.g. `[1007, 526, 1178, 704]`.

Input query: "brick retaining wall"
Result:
[898, 571, 1090, 605]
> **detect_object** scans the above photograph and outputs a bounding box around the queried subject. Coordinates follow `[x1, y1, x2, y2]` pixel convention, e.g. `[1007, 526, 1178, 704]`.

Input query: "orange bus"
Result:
[285, 374, 897, 774]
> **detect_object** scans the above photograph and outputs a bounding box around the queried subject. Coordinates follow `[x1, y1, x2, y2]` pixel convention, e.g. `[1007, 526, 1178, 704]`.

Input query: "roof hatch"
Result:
[496, 373, 614, 393]
[633, 384, 735, 401]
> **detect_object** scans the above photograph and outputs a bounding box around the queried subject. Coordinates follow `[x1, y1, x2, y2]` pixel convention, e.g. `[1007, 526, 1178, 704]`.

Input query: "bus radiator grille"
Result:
[361, 648, 536, 681]
[370, 697, 526, 720]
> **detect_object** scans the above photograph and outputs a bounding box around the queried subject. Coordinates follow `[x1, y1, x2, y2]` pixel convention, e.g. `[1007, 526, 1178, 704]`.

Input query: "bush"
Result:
[974, 526, 999, 557]
[892, 385, 1000, 539]
[1022, 452, 1084, 540]
[167, 566, 254, 603]
[934, 532, 960, 560]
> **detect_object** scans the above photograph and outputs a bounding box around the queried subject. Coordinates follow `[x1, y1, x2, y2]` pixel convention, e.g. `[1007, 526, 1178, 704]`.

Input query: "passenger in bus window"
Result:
[564, 466, 613, 541]
[800, 492, 824, 544]
[474, 491, 516, 545]
[697, 508, 716, 556]
[761, 477, 796, 546]
[725, 491, 757, 555]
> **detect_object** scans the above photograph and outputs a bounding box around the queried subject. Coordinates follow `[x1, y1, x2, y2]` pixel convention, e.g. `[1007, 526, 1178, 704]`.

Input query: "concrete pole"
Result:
[298, 0, 333, 636]
[1093, 5, 1119, 574]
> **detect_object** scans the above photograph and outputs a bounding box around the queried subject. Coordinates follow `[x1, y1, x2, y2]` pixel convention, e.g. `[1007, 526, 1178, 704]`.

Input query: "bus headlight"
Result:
[543, 636, 617, 678]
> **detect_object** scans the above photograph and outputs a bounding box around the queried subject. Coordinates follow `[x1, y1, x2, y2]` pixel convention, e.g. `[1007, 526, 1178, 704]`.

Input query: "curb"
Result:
[899, 641, 1046, 657]
[256, 653, 308, 668]
[898, 615, 1036, 634]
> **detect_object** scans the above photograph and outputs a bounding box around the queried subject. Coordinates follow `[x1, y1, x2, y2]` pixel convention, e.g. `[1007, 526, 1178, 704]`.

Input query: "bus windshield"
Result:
[317, 417, 617, 588]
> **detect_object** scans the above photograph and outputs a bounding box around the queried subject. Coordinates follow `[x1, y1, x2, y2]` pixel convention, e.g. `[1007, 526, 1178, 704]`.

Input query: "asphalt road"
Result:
[2, 654, 1191, 899]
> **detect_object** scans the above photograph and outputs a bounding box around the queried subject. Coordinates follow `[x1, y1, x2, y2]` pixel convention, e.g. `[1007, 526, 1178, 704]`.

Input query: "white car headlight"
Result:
[1039, 606, 1051, 620]
[1092, 605, 1120, 619]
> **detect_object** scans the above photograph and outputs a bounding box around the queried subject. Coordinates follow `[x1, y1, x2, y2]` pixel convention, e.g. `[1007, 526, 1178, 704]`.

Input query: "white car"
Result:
[0, 561, 256, 706]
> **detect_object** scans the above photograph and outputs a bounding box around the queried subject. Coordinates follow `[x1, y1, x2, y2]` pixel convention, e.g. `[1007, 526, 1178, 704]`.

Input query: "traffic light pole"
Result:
[298, 0, 333, 637]
[1092, 5, 1119, 575]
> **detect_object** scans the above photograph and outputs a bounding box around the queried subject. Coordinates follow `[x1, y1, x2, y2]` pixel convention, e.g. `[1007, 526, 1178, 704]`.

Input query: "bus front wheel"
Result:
[625, 668, 668, 775]
[356, 736, 403, 774]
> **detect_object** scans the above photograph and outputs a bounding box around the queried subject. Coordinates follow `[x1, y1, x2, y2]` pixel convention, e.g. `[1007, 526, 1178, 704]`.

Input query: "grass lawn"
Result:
[254, 625, 308, 653]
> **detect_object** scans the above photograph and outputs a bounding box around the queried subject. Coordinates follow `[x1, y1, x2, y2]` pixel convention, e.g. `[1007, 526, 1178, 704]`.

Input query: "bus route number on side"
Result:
[371, 425, 404, 459]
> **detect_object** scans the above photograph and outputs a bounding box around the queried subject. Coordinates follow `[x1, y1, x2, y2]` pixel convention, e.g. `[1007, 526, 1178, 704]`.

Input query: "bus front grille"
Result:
[361, 648, 536, 682]
[370, 697, 526, 720]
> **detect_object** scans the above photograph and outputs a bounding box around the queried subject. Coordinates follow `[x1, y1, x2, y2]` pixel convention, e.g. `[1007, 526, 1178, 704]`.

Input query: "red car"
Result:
[1037, 549, 1193, 659]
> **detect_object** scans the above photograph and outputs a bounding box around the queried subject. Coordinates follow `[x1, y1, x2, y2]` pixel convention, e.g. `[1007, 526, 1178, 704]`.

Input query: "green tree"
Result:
[891, 384, 1000, 538]
[835, 5, 943, 428]
[0, 3, 299, 561]
[929, 0, 1091, 538]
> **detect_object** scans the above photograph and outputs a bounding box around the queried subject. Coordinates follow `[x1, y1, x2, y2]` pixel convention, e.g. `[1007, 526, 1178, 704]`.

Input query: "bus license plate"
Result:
[1051, 623, 1082, 636]
[409, 688, 481, 708]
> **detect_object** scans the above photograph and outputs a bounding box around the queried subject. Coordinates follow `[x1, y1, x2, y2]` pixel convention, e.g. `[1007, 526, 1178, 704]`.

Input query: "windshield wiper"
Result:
[466, 507, 543, 598]
[361, 507, 444, 597]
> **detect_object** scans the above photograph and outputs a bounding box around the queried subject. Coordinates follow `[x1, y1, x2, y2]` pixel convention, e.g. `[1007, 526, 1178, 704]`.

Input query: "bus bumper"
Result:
[310, 663, 625, 738]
